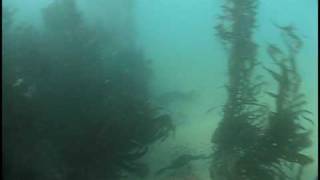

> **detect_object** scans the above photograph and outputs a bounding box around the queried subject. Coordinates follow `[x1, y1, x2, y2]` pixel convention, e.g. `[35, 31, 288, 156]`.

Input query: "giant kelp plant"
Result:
[3, 0, 174, 179]
[210, 0, 262, 178]
[210, 0, 313, 179]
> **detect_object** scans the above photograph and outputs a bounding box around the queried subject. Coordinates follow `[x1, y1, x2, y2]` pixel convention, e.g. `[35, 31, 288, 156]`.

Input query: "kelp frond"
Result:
[210, 0, 314, 178]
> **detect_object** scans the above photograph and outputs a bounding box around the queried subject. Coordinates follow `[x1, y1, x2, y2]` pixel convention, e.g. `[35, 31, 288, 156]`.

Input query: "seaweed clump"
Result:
[210, 0, 262, 179]
[3, 0, 174, 180]
[210, 0, 314, 179]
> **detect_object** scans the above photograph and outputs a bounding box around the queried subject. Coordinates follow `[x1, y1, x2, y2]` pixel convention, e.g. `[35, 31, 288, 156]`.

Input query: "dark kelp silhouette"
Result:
[3, 1, 174, 180]
[211, 0, 262, 179]
[210, 0, 313, 179]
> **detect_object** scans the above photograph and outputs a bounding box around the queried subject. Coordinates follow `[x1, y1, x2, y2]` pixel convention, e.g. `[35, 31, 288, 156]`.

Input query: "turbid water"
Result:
[3, 0, 317, 179]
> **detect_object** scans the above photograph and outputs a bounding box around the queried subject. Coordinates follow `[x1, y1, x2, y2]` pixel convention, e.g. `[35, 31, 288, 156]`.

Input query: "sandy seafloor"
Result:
[121, 71, 318, 180]
[121, 101, 318, 180]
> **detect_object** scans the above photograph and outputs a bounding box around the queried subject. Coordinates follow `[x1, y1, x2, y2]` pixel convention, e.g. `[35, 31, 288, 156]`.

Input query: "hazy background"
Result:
[3, 0, 318, 179]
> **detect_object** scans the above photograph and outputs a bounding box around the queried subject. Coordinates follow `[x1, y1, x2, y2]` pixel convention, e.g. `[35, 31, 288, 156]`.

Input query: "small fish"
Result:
[205, 105, 222, 114]
[283, 152, 313, 165]
[23, 85, 36, 98]
[272, 22, 295, 33]
[155, 90, 198, 106]
[13, 78, 24, 87]
[111, 50, 119, 57]
[155, 153, 211, 176]
[104, 79, 110, 84]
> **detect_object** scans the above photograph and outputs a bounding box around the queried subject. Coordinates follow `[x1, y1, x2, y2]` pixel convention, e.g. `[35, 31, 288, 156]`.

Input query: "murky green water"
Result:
[3, 0, 317, 179]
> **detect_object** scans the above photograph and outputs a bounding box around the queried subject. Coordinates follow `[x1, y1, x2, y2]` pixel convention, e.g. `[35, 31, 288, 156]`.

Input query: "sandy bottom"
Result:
[122, 89, 318, 180]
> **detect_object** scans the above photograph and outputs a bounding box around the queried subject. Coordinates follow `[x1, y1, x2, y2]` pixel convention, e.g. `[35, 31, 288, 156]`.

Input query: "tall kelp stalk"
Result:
[3, 0, 174, 179]
[256, 26, 314, 180]
[210, 0, 262, 179]
[210, 0, 314, 179]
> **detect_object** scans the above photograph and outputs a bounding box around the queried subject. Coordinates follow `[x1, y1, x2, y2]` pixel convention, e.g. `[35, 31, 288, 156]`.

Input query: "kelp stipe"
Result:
[210, 0, 314, 179]
[254, 25, 314, 179]
[210, 0, 262, 179]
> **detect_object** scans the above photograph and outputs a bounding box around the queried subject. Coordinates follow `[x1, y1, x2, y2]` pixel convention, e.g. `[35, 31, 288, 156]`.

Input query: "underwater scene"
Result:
[2, 0, 318, 179]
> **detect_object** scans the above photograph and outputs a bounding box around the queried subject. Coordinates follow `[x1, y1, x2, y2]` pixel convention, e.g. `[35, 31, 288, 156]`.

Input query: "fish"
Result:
[205, 105, 223, 114]
[13, 78, 24, 87]
[282, 152, 313, 165]
[155, 153, 212, 176]
[23, 85, 37, 98]
[155, 90, 198, 107]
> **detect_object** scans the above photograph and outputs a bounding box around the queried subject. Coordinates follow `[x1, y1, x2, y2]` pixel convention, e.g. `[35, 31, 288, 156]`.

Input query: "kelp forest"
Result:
[3, 1, 174, 179]
[2, 0, 317, 180]
[210, 0, 315, 179]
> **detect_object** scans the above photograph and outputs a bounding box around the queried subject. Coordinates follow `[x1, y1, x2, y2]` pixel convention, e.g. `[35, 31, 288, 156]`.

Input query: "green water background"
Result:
[4, 0, 317, 179]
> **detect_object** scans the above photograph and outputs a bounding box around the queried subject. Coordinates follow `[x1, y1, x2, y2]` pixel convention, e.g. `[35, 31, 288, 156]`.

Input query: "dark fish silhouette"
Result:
[282, 152, 313, 165]
[156, 90, 198, 106]
[155, 153, 211, 176]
